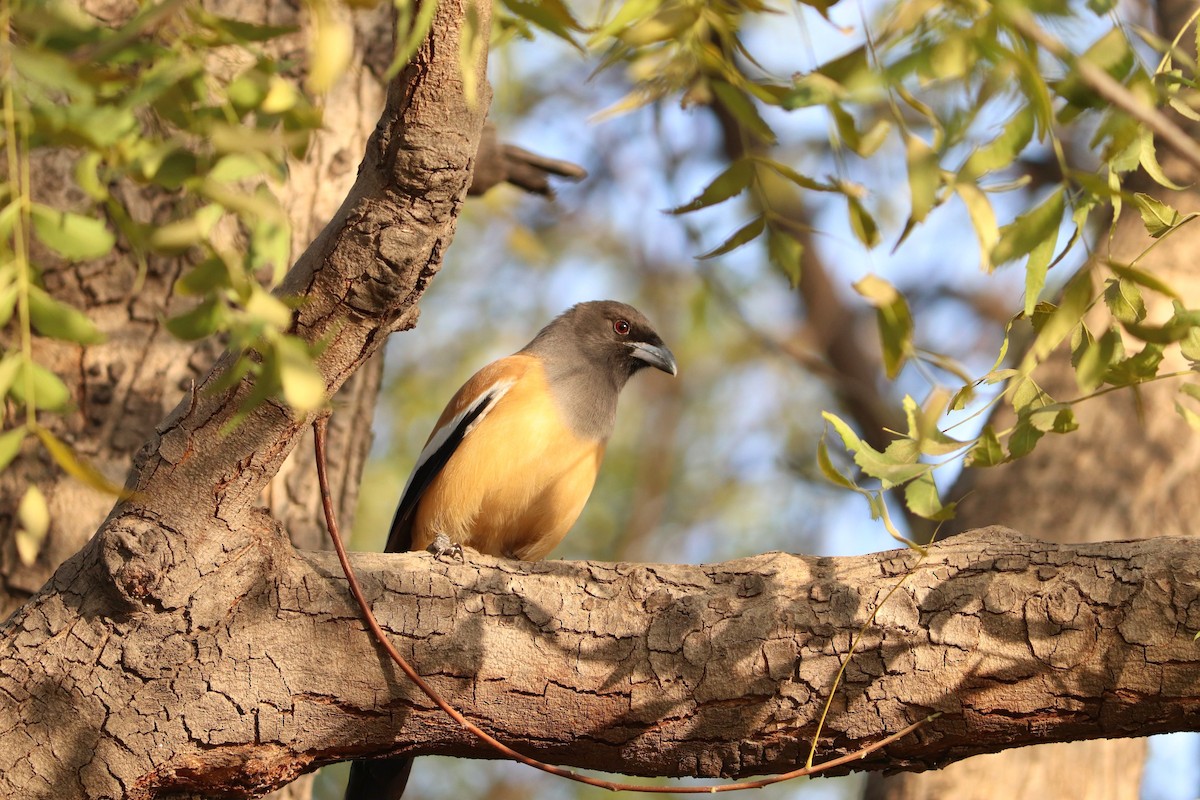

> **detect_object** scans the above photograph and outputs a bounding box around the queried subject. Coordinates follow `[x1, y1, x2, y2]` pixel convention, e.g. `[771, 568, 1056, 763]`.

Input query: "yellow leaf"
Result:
[306, 1, 354, 93]
[33, 426, 127, 496]
[16, 485, 49, 566]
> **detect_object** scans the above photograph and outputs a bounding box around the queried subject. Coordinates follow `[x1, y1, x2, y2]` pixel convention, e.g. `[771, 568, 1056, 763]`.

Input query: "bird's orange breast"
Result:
[410, 356, 605, 560]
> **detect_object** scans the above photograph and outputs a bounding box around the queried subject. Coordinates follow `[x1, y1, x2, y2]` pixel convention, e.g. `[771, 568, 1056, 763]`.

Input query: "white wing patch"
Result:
[400, 376, 517, 497]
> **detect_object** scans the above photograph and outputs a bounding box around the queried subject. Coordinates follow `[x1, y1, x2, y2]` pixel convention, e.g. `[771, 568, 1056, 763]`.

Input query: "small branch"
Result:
[1008, 11, 1200, 173]
[469, 121, 588, 198]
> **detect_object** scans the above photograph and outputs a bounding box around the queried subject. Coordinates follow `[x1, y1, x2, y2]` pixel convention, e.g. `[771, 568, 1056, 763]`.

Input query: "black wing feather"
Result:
[349, 391, 501, 800]
[383, 390, 498, 553]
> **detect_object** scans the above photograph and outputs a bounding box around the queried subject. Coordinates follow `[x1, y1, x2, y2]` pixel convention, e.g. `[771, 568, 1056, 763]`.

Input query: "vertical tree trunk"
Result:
[0, 3, 392, 794]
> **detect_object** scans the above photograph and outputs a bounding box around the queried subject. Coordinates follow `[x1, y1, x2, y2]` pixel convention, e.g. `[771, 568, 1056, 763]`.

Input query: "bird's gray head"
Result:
[522, 300, 677, 439]
[526, 300, 677, 387]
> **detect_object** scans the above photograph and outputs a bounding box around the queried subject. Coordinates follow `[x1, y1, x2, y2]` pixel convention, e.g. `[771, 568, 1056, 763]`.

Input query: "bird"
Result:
[344, 299, 677, 800]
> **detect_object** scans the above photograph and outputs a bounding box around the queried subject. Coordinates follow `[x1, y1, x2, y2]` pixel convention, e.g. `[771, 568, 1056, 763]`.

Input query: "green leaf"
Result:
[846, 195, 880, 248]
[151, 149, 201, 191]
[1139, 135, 1187, 191]
[766, 228, 804, 285]
[29, 205, 115, 261]
[243, 286, 293, 330]
[1027, 404, 1078, 434]
[73, 151, 108, 201]
[1103, 278, 1146, 324]
[1075, 327, 1122, 393]
[306, 7, 353, 93]
[1008, 419, 1043, 459]
[904, 472, 957, 521]
[1057, 28, 1135, 113]
[955, 183, 999, 270]
[711, 81, 775, 144]
[752, 158, 834, 192]
[961, 106, 1035, 180]
[830, 103, 891, 157]
[0, 201, 19, 241]
[166, 296, 227, 341]
[949, 382, 975, 412]
[10, 361, 71, 411]
[15, 485, 49, 567]
[822, 411, 928, 488]
[1181, 327, 1200, 363]
[817, 433, 858, 490]
[904, 390, 967, 456]
[273, 336, 326, 412]
[781, 73, 843, 109]
[1029, 270, 1092, 362]
[388, 0, 440, 76]
[33, 426, 126, 495]
[247, 187, 292, 283]
[698, 216, 765, 260]
[191, 10, 298, 42]
[1010, 375, 1052, 416]
[965, 426, 1005, 468]
[0, 353, 21, 400]
[905, 133, 939, 224]
[991, 187, 1065, 268]
[0, 425, 27, 472]
[1132, 193, 1183, 238]
[1022, 216, 1058, 316]
[148, 204, 225, 252]
[1106, 343, 1164, 385]
[668, 160, 755, 214]
[0, 284, 19, 329]
[1107, 261, 1180, 299]
[1175, 400, 1200, 430]
[1121, 318, 1194, 344]
[27, 286, 105, 345]
[175, 257, 233, 296]
[854, 274, 912, 378]
[822, 411, 864, 454]
[862, 457, 930, 488]
[227, 68, 270, 111]
[209, 153, 270, 184]
[501, 0, 584, 48]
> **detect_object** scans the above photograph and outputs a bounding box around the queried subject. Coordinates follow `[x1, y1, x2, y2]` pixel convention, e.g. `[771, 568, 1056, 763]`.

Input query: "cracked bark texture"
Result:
[0, 0, 492, 794]
[0, 0, 392, 623]
[868, 3, 1200, 798]
[6, 529, 1200, 799]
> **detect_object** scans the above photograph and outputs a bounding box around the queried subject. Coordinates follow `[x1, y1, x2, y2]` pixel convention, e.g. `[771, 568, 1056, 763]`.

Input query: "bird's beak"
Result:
[629, 341, 678, 376]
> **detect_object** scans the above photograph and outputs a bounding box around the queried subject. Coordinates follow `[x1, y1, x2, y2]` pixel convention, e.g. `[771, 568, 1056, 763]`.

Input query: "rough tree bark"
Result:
[0, 0, 394, 621]
[866, 1, 1200, 797]
[9, 526, 1200, 799]
[0, 0, 493, 794]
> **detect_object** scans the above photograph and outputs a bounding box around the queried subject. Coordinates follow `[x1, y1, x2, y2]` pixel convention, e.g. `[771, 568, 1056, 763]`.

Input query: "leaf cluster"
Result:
[578, 0, 1200, 527]
[0, 1, 336, 562]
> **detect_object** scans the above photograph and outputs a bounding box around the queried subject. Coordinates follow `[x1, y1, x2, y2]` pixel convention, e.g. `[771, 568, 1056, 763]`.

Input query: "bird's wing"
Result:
[383, 358, 527, 552]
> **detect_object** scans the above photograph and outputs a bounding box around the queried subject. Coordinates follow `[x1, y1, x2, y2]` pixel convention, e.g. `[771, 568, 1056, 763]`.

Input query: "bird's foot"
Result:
[427, 533, 465, 562]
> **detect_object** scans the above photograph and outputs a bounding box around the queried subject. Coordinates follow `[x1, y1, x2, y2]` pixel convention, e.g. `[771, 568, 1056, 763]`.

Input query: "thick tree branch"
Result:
[3, 528, 1199, 798]
[469, 121, 587, 197]
[105, 0, 491, 541]
[0, 0, 491, 795]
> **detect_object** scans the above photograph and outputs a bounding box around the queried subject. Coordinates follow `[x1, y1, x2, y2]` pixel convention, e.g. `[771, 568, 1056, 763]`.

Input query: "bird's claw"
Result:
[428, 533, 465, 562]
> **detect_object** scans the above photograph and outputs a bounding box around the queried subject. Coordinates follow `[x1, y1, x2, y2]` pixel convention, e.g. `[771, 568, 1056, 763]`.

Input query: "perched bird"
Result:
[345, 300, 677, 800]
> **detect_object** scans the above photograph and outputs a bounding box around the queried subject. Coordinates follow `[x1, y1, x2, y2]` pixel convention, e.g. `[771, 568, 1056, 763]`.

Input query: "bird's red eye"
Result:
[614, 319, 631, 335]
